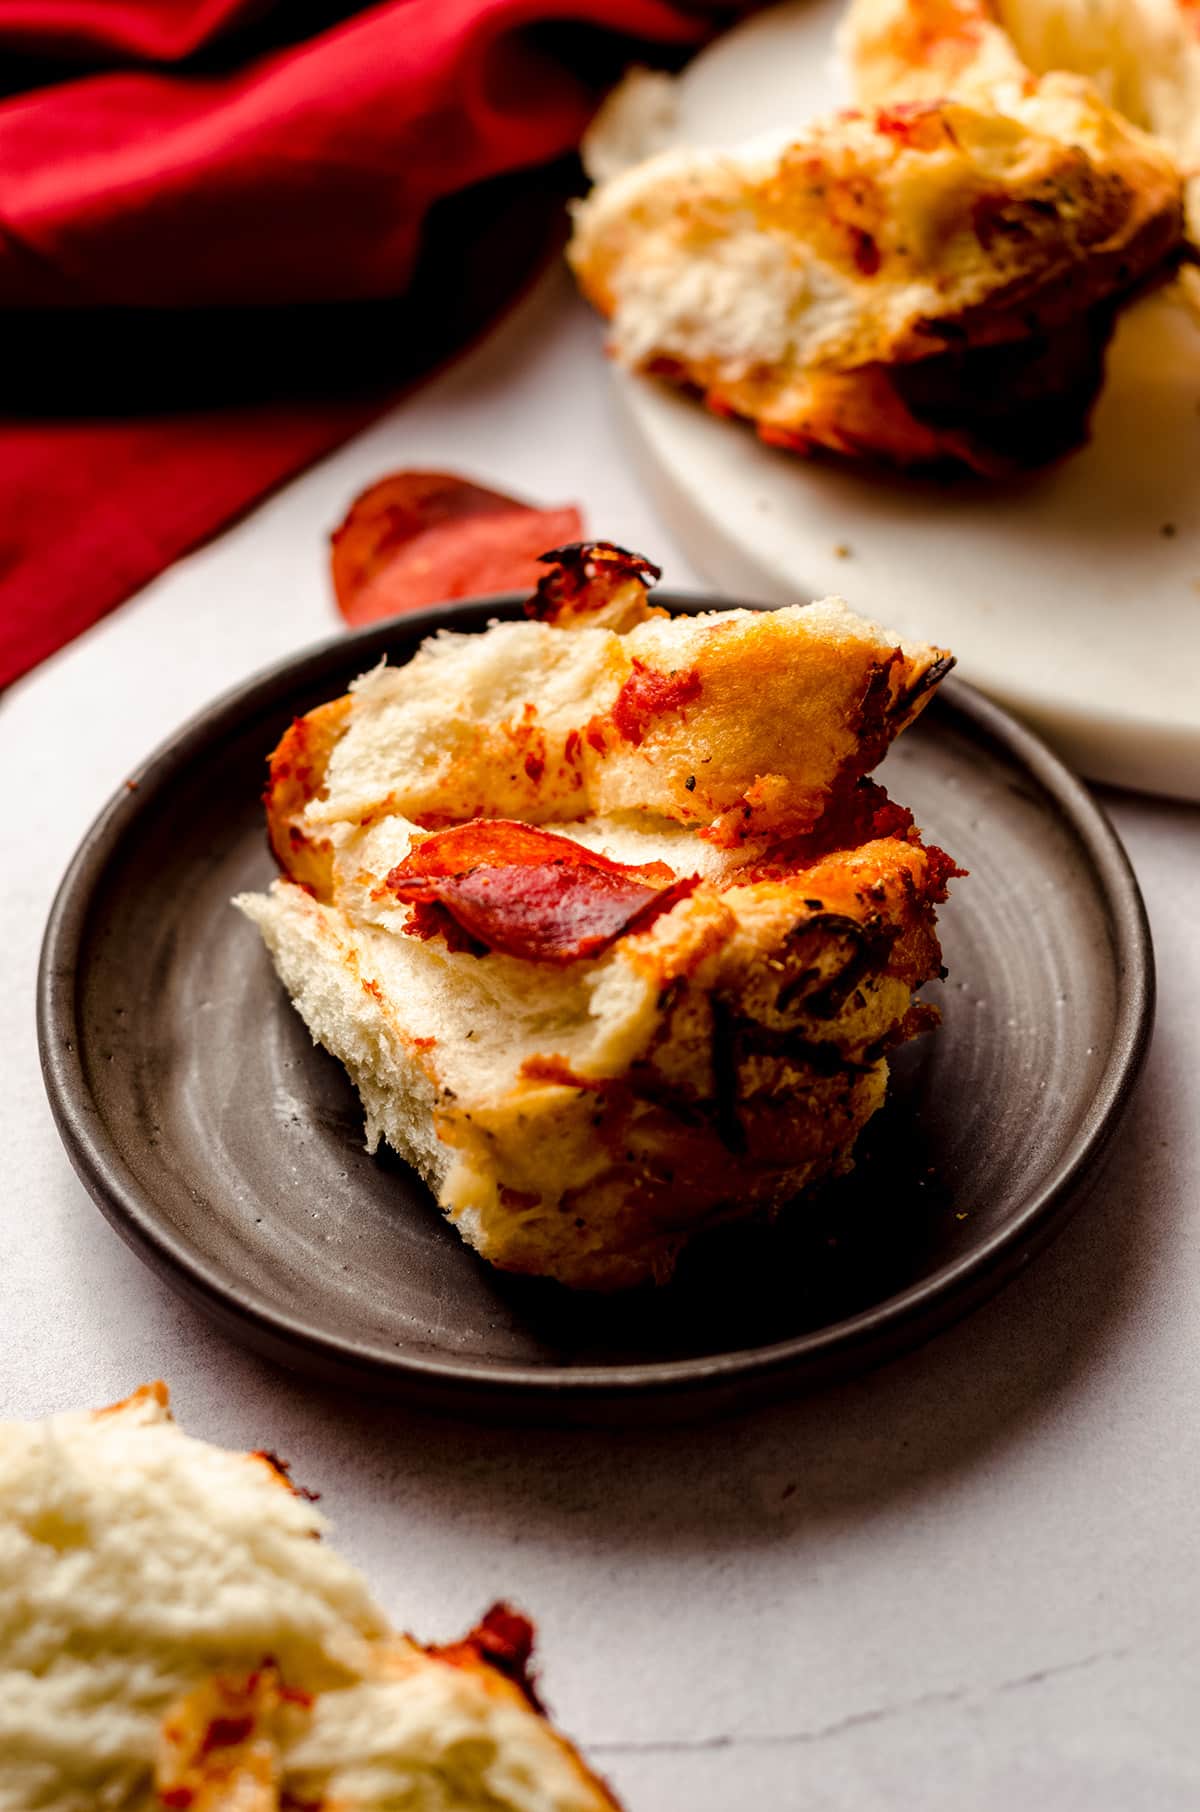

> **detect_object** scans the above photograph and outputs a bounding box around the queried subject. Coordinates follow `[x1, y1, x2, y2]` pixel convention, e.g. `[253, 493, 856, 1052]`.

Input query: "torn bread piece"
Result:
[238, 543, 960, 1292]
[568, 76, 1182, 473]
[0, 1383, 620, 1812]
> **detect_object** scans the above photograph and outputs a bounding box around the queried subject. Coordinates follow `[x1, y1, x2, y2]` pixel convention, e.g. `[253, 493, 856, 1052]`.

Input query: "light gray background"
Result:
[4, 267, 1198, 1809]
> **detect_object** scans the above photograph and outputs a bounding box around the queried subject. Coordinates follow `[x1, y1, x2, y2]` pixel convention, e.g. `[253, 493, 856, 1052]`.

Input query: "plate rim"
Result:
[37, 593, 1156, 1409]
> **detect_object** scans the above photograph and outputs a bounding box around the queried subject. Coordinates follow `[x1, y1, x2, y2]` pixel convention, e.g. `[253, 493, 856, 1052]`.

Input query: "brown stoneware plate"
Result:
[37, 596, 1154, 1419]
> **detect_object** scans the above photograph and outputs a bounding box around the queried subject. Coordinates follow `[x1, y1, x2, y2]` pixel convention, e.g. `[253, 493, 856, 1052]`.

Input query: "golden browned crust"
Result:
[698, 314, 1119, 472]
[93, 1379, 170, 1419]
[266, 606, 949, 861]
[422, 1606, 622, 1809]
[249, 823, 954, 1289]
[266, 695, 354, 898]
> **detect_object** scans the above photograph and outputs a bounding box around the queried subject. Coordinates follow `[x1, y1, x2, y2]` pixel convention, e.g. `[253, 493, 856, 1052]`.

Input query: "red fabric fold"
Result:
[0, 1, 260, 64]
[0, 0, 730, 689]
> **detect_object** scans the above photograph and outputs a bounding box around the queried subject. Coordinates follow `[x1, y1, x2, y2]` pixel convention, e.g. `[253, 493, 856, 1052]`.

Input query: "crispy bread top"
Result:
[267, 548, 951, 894]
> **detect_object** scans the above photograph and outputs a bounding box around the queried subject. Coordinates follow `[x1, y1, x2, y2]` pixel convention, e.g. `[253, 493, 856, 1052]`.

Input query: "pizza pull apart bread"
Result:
[569, 59, 1182, 473]
[237, 544, 961, 1292]
[0, 1383, 619, 1812]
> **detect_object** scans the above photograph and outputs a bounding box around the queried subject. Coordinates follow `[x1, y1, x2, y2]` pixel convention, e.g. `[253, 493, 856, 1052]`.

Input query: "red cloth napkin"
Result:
[0, 0, 729, 689]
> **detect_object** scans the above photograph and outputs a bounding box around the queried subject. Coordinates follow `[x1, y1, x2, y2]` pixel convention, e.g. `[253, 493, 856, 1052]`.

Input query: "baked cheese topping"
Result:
[846, 0, 1200, 245]
[296, 596, 945, 849]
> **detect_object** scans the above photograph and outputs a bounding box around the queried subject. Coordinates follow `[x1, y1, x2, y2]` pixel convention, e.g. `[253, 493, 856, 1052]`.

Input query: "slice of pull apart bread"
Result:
[236, 543, 961, 1291]
[568, 72, 1182, 473]
[0, 1383, 620, 1812]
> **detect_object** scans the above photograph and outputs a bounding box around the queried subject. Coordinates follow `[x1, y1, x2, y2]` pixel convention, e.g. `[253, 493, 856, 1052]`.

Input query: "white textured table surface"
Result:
[4, 264, 1199, 1811]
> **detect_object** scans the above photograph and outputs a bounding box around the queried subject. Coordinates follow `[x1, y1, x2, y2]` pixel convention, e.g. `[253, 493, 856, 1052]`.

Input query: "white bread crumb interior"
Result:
[0, 1386, 616, 1811]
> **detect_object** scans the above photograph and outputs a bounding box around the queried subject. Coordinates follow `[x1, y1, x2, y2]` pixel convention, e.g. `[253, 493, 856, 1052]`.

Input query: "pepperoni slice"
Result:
[331, 472, 583, 626]
[384, 820, 698, 963]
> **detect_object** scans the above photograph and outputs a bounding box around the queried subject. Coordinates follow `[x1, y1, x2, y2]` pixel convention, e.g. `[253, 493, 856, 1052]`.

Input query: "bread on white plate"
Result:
[237, 543, 960, 1291]
[0, 1382, 620, 1812]
[569, 64, 1182, 473]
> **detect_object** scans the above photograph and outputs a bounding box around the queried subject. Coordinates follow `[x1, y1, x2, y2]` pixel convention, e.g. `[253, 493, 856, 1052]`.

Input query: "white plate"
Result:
[614, 0, 1200, 798]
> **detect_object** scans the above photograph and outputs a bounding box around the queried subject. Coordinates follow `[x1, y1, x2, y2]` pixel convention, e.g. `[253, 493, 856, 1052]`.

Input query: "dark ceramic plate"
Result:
[38, 596, 1154, 1418]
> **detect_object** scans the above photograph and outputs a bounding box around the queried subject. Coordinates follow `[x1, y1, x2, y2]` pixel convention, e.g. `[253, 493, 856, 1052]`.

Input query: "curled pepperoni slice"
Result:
[526, 541, 661, 625]
[331, 472, 583, 626]
[384, 820, 698, 963]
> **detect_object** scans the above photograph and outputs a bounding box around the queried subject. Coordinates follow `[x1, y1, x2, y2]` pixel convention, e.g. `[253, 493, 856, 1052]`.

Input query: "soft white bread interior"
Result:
[0, 1384, 619, 1812]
